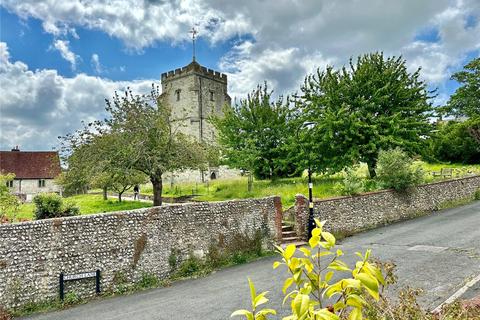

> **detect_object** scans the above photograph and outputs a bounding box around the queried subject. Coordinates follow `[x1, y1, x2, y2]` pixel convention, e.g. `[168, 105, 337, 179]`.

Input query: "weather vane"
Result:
[189, 27, 198, 62]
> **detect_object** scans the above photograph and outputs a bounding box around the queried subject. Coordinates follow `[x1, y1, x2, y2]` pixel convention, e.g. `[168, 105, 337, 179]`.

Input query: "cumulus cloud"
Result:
[2, 0, 479, 97]
[51, 39, 78, 70]
[0, 42, 153, 150]
[1, 0, 480, 150]
[91, 53, 103, 74]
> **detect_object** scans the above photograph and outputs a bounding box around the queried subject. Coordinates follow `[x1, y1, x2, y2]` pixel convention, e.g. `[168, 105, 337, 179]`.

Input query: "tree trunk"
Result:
[103, 187, 108, 200]
[151, 176, 163, 206]
[367, 161, 377, 178]
[118, 192, 123, 202]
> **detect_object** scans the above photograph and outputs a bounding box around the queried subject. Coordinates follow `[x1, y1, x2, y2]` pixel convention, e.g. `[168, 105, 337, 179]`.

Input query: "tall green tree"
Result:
[105, 87, 209, 205]
[61, 86, 209, 206]
[441, 57, 480, 118]
[297, 52, 434, 177]
[429, 118, 480, 164]
[212, 83, 298, 179]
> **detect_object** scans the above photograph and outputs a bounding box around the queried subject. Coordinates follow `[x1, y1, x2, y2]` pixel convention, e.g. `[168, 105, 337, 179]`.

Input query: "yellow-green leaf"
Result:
[248, 278, 256, 309]
[325, 271, 334, 282]
[285, 244, 296, 260]
[355, 272, 379, 300]
[322, 231, 336, 246]
[309, 236, 319, 248]
[312, 228, 321, 237]
[273, 261, 282, 269]
[299, 247, 311, 257]
[231, 309, 254, 320]
[283, 278, 294, 294]
[349, 307, 362, 320]
[253, 292, 269, 308]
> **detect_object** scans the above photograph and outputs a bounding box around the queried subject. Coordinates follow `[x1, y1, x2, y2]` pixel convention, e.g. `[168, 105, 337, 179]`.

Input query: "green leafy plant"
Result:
[375, 148, 424, 190]
[334, 167, 365, 196]
[33, 193, 79, 220]
[232, 219, 387, 320]
[475, 189, 480, 200]
[0, 173, 20, 222]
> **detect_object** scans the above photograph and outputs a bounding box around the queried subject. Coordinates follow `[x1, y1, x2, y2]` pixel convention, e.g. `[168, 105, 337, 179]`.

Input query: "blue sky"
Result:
[0, 0, 479, 151]
[0, 7, 229, 80]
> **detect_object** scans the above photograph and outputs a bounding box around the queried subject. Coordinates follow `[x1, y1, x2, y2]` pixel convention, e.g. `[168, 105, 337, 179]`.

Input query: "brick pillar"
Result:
[295, 194, 309, 240]
[273, 196, 283, 243]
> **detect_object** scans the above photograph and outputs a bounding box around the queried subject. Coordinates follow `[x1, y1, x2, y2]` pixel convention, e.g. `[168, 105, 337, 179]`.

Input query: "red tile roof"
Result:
[0, 151, 61, 179]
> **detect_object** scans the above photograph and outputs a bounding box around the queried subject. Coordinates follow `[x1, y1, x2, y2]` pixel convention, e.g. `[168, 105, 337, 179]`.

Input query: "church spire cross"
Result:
[189, 27, 198, 62]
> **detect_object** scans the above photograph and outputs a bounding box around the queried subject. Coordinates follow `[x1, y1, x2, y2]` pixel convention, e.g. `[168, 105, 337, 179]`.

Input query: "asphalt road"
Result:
[23, 201, 480, 320]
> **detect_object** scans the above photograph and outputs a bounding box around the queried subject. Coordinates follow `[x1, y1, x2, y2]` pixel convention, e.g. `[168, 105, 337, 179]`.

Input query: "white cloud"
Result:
[91, 53, 102, 74]
[1, 0, 480, 149]
[51, 39, 78, 70]
[2, 1, 479, 94]
[0, 42, 153, 150]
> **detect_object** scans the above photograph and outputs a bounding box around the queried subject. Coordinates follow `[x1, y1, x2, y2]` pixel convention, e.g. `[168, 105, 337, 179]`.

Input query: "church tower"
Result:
[160, 61, 231, 143]
[159, 28, 233, 182]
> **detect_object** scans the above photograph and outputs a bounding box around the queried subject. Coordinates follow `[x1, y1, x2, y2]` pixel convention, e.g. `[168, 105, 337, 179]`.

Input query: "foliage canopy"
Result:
[297, 52, 434, 177]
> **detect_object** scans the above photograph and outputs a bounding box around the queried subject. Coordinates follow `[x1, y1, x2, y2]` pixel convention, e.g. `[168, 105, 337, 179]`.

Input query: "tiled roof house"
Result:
[0, 147, 62, 201]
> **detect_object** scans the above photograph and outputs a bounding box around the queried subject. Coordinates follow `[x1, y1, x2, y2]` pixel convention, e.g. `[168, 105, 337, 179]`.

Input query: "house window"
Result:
[6, 180, 13, 188]
[38, 179, 46, 188]
[210, 91, 214, 101]
[175, 89, 181, 101]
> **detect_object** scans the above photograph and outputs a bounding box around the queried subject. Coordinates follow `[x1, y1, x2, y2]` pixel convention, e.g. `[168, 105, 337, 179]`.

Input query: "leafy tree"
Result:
[429, 118, 480, 164]
[441, 57, 480, 118]
[297, 52, 434, 177]
[212, 83, 298, 179]
[105, 87, 209, 206]
[62, 86, 209, 206]
[0, 173, 20, 221]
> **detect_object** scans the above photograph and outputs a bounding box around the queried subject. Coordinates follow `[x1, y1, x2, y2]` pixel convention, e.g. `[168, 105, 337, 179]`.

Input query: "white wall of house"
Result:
[9, 179, 61, 201]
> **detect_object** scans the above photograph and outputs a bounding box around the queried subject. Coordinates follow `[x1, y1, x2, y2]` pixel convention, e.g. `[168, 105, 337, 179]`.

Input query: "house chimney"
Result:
[11, 145, 20, 151]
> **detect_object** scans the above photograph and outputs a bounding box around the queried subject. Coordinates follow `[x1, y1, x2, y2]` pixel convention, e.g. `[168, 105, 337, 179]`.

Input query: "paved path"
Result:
[23, 201, 480, 320]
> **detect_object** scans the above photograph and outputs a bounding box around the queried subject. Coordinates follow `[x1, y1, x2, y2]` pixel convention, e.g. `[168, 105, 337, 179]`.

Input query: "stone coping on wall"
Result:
[310, 175, 480, 204]
[3, 196, 282, 227]
[294, 175, 480, 240]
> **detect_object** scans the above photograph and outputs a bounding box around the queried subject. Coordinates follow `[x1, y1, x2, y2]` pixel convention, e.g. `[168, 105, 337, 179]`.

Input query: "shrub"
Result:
[475, 189, 480, 200]
[375, 148, 424, 190]
[33, 193, 79, 220]
[231, 219, 388, 319]
[334, 166, 365, 195]
[172, 256, 206, 279]
[0, 173, 20, 221]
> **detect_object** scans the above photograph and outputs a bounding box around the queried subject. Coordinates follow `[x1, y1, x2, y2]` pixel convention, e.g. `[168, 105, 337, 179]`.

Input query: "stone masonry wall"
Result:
[295, 176, 480, 240]
[0, 197, 283, 309]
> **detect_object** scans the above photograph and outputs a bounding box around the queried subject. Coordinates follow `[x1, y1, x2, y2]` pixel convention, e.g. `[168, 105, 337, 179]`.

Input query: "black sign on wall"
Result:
[59, 270, 101, 300]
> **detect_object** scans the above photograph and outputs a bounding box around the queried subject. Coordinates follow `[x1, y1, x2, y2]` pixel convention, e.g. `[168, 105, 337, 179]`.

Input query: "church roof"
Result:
[0, 150, 61, 179]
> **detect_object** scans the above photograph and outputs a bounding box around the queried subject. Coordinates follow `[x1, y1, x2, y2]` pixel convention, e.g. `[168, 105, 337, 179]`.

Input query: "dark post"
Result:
[296, 121, 318, 240]
[95, 270, 101, 294]
[307, 166, 315, 239]
[59, 273, 64, 301]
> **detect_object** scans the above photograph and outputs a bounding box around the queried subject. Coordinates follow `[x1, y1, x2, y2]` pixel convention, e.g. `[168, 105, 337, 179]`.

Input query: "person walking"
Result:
[133, 185, 140, 200]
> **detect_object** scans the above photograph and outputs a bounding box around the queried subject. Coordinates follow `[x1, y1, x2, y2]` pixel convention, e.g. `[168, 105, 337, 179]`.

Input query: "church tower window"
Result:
[175, 89, 181, 101]
[210, 90, 214, 101]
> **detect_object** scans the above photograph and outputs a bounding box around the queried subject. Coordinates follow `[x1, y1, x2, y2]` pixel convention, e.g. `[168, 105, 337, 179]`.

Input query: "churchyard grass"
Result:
[11, 194, 152, 222]
[10, 162, 479, 221]
[142, 162, 480, 207]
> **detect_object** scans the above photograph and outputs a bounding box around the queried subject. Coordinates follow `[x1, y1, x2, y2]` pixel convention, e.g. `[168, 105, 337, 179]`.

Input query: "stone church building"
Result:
[160, 59, 239, 183]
